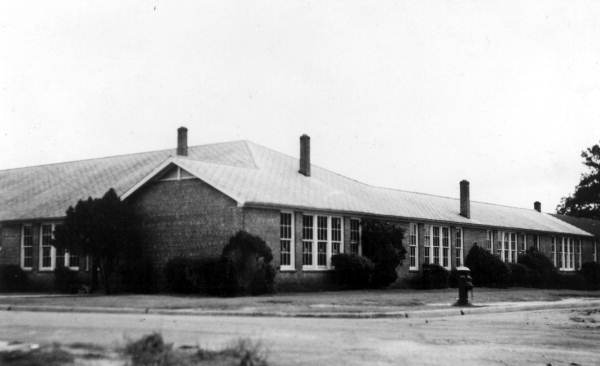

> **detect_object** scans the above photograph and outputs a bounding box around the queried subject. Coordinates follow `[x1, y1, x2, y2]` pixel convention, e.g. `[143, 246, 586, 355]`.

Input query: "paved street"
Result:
[1, 305, 599, 365]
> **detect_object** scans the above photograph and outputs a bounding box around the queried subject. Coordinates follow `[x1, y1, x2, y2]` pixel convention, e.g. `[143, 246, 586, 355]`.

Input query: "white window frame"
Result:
[349, 218, 362, 256]
[485, 230, 494, 252]
[552, 236, 557, 266]
[279, 211, 295, 271]
[559, 237, 575, 271]
[424, 225, 451, 270]
[39, 223, 57, 271]
[20, 224, 33, 271]
[455, 227, 464, 268]
[408, 223, 418, 271]
[500, 231, 517, 263]
[65, 250, 80, 271]
[301, 213, 343, 271]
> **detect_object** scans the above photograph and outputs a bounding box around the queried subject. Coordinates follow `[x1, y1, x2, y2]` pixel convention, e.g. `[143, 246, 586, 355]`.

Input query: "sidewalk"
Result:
[1, 289, 599, 319]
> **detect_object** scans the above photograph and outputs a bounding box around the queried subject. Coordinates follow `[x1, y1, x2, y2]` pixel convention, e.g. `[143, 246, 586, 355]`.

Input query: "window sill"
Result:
[559, 268, 576, 272]
[302, 267, 333, 272]
[20, 267, 33, 272]
[68, 267, 80, 271]
[279, 267, 296, 272]
[39, 268, 54, 272]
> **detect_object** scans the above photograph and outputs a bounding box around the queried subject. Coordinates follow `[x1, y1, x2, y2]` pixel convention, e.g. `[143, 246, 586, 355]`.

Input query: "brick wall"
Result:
[128, 178, 243, 288]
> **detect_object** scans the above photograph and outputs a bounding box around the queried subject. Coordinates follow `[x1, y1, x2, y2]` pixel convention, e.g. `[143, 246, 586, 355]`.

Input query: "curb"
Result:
[2, 299, 599, 319]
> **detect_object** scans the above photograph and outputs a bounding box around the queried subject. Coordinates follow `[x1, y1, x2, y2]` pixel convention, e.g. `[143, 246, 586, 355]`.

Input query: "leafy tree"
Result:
[557, 142, 600, 219]
[360, 219, 406, 287]
[52, 189, 140, 294]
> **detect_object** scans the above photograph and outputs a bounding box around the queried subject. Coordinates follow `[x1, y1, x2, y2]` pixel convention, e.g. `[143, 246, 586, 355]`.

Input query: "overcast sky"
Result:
[2, 1, 600, 212]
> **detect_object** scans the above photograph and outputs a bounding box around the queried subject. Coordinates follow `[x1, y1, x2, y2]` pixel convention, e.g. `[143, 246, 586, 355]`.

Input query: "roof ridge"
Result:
[0, 140, 250, 173]
[243, 140, 545, 212]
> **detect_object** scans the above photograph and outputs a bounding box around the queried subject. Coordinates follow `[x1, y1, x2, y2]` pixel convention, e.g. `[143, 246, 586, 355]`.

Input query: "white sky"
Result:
[1, 1, 600, 212]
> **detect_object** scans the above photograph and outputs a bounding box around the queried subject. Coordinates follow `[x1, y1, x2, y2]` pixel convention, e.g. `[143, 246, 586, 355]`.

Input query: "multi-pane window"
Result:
[302, 214, 343, 269]
[302, 215, 314, 266]
[40, 223, 55, 270]
[350, 219, 361, 255]
[534, 235, 540, 251]
[317, 216, 328, 266]
[423, 225, 431, 264]
[500, 232, 517, 263]
[424, 225, 450, 270]
[67, 250, 80, 269]
[552, 237, 557, 266]
[575, 239, 582, 270]
[518, 234, 526, 258]
[331, 217, 342, 256]
[455, 228, 463, 268]
[432, 226, 440, 265]
[408, 223, 418, 270]
[280, 212, 294, 269]
[485, 230, 493, 252]
[558, 237, 576, 271]
[557, 237, 563, 268]
[441, 227, 450, 268]
[21, 225, 33, 270]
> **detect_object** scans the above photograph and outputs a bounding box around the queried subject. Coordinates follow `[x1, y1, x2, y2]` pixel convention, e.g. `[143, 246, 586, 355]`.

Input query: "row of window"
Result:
[21, 223, 85, 271]
[409, 224, 464, 271]
[279, 213, 361, 270]
[483, 230, 585, 270]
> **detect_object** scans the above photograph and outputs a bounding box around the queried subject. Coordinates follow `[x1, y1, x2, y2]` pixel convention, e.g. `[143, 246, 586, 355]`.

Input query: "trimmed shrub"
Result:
[465, 245, 510, 288]
[222, 231, 275, 295]
[164, 257, 195, 293]
[331, 253, 374, 289]
[120, 257, 156, 293]
[54, 266, 80, 293]
[580, 261, 600, 290]
[0, 265, 28, 292]
[517, 248, 556, 288]
[556, 272, 587, 290]
[421, 264, 450, 289]
[508, 263, 532, 287]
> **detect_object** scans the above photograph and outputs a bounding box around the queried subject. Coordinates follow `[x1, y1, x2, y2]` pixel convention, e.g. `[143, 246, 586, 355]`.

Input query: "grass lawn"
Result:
[0, 288, 599, 315]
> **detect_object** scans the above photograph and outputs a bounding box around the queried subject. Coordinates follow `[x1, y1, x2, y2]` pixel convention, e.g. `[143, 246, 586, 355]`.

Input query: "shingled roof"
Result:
[551, 214, 600, 238]
[0, 140, 592, 236]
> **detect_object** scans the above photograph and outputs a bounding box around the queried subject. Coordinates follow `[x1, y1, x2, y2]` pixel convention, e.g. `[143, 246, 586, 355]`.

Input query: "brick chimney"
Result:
[460, 180, 470, 219]
[177, 127, 188, 156]
[299, 134, 311, 177]
[534, 201, 541, 212]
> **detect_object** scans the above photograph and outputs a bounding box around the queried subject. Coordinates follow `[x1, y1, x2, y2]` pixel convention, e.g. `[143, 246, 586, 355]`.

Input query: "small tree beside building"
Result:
[52, 189, 140, 294]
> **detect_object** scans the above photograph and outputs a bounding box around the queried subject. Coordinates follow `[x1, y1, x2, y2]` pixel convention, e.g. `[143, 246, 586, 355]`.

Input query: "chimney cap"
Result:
[534, 201, 542, 212]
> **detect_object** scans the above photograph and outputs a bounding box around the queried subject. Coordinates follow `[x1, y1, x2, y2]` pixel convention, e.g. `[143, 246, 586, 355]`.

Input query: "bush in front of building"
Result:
[579, 262, 600, 290]
[119, 257, 156, 294]
[0, 264, 29, 292]
[420, 264, 450, 289]
[360, 219, 406, 288]
[53, 266, 81, 293]
[331, 253, 374, 289]
[508, 263, 534, 287]
[517, 248, 556, 288]
[465, 245, 510, 288]
[164, 231, 275, 296]
[222, 231, 275, 296]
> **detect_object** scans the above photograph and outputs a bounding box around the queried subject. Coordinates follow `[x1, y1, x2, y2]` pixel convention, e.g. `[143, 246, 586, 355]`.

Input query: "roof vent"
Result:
[299, 134, 311, 177]
[534, 201, 541, 212]
[177, 127, 188, 156]
[460, 180, 470, 219]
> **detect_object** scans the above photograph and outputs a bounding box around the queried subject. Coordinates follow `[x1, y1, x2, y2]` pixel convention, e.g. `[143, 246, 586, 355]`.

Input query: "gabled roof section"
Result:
[0, 141, 254, 221]
[0, 138, 592, 236]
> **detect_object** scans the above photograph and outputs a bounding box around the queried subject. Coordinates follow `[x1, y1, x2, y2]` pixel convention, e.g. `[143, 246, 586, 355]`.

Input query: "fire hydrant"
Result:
[454, 266, 473, 307]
